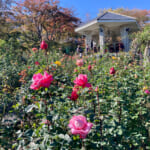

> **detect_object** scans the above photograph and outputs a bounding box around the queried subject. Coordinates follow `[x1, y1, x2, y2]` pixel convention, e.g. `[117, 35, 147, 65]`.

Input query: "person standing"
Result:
[76, 45, 83, 58]
[76, 45, 80, 54]
[85, 44, 89, 55]
[91, 40, 93, 50]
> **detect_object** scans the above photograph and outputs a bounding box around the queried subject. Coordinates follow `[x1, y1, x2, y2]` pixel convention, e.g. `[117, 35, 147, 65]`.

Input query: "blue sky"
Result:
[59, 0, 150, 21]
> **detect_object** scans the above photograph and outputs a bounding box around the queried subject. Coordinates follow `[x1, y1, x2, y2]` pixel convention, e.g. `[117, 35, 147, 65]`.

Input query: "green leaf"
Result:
[25, 104, 38, 113]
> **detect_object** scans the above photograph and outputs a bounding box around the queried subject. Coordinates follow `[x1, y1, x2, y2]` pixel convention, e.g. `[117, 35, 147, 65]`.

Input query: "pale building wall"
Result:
[120, 26, 130, 52]
[99, 26, 105, 54]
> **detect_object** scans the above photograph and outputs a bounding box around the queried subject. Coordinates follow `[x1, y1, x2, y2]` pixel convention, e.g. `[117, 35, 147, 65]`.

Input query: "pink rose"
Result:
[68, 115, 93, 139]
[109, 67, 116, 75]
[145, 90, 150, 94]
[124, 66, 127, 70]
[74, 74, 91, 88]
[95, 86, 99, 92]
[30, 72, 53, 90]
[40, 72, 53, 88]
[69, 91, 79, 101]
[35, 61, 40, 65]
[76, 59, 83, 67]
[32, 47, 38, 52]
[74, 69, 78, 73]
[42, 119, 50, 125]
[30, 73, 43, 90]
[73, 85, 80, 92]
[40, 41, 48, 50]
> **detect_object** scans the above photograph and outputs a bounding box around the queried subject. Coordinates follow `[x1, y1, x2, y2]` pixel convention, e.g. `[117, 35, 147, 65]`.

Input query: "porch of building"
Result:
[75, 12, 139, 54]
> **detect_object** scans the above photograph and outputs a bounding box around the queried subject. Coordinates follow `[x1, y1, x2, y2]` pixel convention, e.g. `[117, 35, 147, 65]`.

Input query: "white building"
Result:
[75, 12, 139, 54]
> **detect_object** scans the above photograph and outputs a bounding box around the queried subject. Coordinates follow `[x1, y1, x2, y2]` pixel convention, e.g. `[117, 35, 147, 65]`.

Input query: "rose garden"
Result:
[0, 0, 150, 150]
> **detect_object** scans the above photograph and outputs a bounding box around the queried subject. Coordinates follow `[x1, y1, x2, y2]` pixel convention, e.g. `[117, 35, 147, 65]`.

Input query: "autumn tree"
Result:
[13, 0, 80, 48]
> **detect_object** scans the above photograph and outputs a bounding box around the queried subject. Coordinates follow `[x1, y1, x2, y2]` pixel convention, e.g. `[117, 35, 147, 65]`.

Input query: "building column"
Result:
[85, 33, 92, 49]
[120, 27, 130, 52]
[99, 26, 105, 54]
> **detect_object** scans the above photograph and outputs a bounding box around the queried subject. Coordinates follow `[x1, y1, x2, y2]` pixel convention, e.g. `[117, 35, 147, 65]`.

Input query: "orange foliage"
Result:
[13, 0, 80, 42]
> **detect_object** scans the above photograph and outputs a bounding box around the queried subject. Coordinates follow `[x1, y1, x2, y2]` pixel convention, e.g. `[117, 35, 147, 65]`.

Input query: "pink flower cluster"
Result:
[68, 115, 93, 139]
[76, 59, 83, 67]
[30, 72, 53, 90]
[74, 74, 91, 88]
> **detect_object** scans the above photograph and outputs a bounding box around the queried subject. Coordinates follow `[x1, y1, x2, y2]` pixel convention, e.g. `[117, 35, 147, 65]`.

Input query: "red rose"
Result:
[40, 41, 48, 50]
[69, 91, 79, 101]
[35, 61, 40, 65]
[88, 65, 92, 71]
[109, 67, 116, 75]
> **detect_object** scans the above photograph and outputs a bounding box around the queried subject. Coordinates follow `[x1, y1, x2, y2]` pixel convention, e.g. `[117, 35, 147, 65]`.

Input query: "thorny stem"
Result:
[97, 91, 103, 150]
[92, 99, 96, 113]
[96, 92, 101, 116]
[49, 93, 53, 111]
[100, 118, 103, 150]
[118, 101, 122, 124]
[45, 50, 49, 72]
[81, 139, 86, 150]
[45, 100, 50, 131]
[117, 91, 122, 124]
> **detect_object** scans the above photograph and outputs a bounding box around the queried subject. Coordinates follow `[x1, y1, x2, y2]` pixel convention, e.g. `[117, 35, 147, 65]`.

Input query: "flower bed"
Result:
[1, 42, 150, 149]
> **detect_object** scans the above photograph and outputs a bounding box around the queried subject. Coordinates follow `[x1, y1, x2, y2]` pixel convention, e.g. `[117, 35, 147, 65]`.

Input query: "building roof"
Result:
[75, 11, 138, 33]
[97, 12, 136, 20]
[79, 12, 136, 27]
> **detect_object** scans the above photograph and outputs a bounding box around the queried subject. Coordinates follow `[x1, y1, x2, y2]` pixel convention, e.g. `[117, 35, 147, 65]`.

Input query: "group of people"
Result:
[76, 41, 125, 58]
[106, 42, 124, 53]
[76, 43, 100, 58]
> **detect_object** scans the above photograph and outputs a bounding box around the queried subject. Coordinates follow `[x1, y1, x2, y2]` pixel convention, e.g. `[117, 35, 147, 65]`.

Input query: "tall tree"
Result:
[13, 0, 80, 44]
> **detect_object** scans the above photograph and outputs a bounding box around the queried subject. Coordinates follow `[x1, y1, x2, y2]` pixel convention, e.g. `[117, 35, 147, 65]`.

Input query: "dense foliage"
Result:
[0, 40, 150, 150]
[0, 3, 150, 149]
[131, 25, 150, 52]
